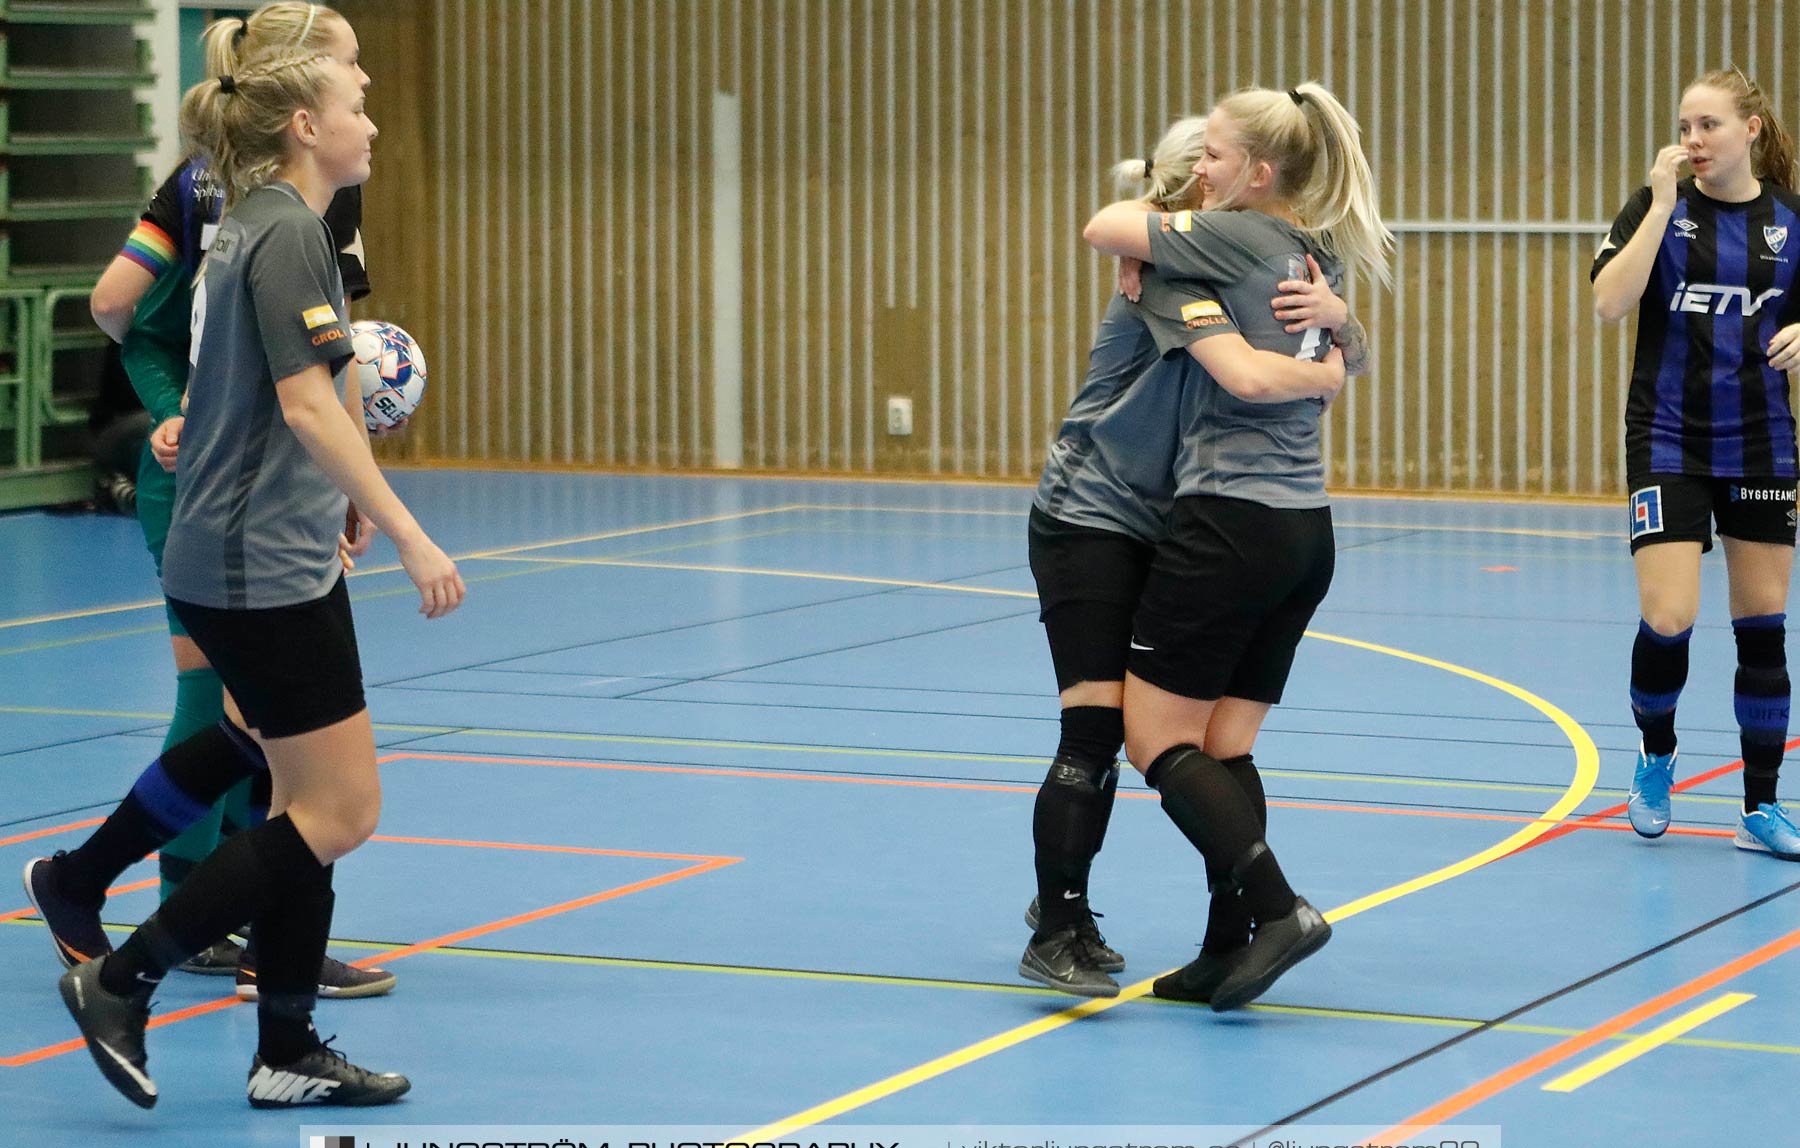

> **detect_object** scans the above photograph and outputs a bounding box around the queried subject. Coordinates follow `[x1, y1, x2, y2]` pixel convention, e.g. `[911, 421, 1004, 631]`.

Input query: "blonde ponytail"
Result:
[200, 3, 344, 81]
[1212, 82, 1394, 287]
[178, 51, 340, 209]
[1108, 116, 1207, 211]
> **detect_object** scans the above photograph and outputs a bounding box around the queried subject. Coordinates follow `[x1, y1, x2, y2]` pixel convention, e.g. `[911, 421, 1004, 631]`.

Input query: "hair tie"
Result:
[219, 74, 237, 94]
[231, 17, 248, 47]
[1143, 156, 1156, 179]
[1289, 88, 1306, 106]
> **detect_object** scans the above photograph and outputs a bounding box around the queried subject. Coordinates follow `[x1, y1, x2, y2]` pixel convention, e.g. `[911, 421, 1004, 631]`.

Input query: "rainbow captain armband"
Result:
[119, 220, 178, 276]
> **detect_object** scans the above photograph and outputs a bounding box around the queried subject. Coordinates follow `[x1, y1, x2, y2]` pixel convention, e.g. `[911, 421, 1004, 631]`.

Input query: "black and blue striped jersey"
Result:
[1593, 178, 1800, 479]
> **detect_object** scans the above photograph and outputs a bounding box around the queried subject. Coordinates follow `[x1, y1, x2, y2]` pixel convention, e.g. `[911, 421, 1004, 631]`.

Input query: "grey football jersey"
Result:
[163, 182, 355, 609]
[1034, 287, 1226, 544]
[1145, 208, 1343, 509]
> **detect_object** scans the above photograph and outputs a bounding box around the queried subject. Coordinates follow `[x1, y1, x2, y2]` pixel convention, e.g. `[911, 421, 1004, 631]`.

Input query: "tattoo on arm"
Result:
[1334, 315, 1371, 378]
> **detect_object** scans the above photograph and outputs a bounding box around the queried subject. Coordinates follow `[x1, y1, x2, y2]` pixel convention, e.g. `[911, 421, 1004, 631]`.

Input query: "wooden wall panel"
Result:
[346, 0, 1800, 495]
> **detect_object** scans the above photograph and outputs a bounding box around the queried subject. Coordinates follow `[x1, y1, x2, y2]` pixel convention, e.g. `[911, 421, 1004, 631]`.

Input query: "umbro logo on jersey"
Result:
[1672, 217, 1699, 237]
[1767, 226, 1789, 255]
[247, 1065, 341, 1105]
[1668, 282, 1785, 316]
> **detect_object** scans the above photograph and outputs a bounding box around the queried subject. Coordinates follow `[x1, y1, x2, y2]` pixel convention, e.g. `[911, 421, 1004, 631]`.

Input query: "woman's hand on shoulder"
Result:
[1273, 254, 1347, 332]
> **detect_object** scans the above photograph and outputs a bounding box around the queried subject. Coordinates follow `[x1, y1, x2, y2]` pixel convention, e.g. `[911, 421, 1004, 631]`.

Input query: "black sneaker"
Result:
[58, 958, 156, 1109]
[23, 854, 112, 969]
[246, 1039, 411, 1108]
[1208, 897, 1332, 1013]
[1024, 896, 1126, 973]
[1152, 947, 1246, 1004]
[178, 937, 244, 976]
[1018, 925, 1121, 998]
[236, 948, 398, 1001]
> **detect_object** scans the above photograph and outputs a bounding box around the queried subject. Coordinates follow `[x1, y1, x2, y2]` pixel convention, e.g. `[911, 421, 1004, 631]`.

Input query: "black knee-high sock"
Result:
[1202, 754, 1266, 952]
[1734, 614, 1790, 811]
[57, 722, 268, 907]
[1031, 706, 1122, 935]
[253, 867, 334, 1065]
[100, 814, 322, 997]
[1631, 620, 1691, 757]
[1146, 745, 1296, 924]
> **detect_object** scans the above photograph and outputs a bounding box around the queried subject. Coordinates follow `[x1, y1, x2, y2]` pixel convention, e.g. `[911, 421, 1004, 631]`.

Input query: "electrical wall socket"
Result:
[886, 396, 913, 436]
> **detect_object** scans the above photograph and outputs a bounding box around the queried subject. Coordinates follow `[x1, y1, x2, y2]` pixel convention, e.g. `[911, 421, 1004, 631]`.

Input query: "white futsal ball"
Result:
[350, 319, 428, 432]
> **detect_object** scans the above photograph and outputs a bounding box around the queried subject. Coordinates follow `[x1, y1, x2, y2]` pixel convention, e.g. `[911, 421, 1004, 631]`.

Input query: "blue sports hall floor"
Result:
[2, 470, 1796, 1147]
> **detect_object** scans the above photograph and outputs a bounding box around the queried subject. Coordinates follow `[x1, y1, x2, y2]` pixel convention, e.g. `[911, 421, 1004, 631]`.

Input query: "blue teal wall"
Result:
[178, 7, 255, 90]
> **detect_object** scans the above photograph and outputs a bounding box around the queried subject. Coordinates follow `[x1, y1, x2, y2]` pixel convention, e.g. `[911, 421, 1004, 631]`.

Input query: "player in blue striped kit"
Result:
[1592, 67, 1800, 859]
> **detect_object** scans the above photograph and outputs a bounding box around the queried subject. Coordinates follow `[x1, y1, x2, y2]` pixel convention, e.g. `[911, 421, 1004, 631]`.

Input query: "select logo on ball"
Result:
[349, 320, 429, 432]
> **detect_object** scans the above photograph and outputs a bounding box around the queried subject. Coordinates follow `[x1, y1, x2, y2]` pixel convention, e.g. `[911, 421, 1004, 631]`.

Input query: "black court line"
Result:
[0, 723, 167, 760]
[0, 800, 118, 832]
[1334, 529, 1430, 553]
[612, 570, 1040, 702]
[367, 576, 999, 690]
[375, 681, 1061, 725]
[1232, 877, 1800, 1146]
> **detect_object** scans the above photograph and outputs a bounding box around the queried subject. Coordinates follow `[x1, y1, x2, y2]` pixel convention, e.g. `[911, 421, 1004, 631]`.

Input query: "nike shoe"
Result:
[1018, 924, 1121, 998]
[1209, 896, 1332, 1013]
[1152, 946, 1247, 1004]
[1735, 801, 1800, 861]
[23, 854, 112, 969]
[1627, 745, 1677, 838]
[178, 937, 244, 976]
[1024, 896, 1126, 973]
[58, 958, 156, 1109]
[246, 1039, 410, 1108]
[236, 948, 397, 1001]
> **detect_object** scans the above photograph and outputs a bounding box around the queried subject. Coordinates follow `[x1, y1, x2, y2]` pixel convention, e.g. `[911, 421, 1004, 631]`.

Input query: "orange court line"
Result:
[0, 818, 103, 850]
[0, 878, 157, 924]
[1517, 737, 1800, 855]
[370, 832, 735, 865]
[1366, 920, 1800, 1146]
[391, 751, 1738, 838]
[2, 838, 738, 1068]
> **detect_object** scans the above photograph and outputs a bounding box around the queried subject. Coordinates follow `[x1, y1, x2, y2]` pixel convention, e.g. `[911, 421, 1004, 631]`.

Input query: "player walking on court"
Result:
[1592, 67, 1800, 859]
[1083, 81, 1390, 1010]
[46, 2, 394, 1000]
[55, 46, 463, 1110]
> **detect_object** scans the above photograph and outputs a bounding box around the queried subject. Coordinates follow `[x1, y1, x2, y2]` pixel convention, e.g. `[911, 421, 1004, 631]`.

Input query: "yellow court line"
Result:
[0, 502, 1597, 636]
[1541, 992, 1757, 1092]
[0, 504, 809, 633]
[8, 914, 1791, 1059]
[732, 630, 1600, 1139]
[1299, 632, 1600, 924]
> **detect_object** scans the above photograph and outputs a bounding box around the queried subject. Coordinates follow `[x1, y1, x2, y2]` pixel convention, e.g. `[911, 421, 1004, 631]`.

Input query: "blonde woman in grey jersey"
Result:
[1020, 115, 1360, 998]
[1083, 81, 1389, 1012]
[54, 49, 462, 1111]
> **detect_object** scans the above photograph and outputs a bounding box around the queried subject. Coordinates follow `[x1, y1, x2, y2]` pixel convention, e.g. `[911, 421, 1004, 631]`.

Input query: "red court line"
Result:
[2, 838, 738, 1069]
[391, 751, 1741, 838]
[371, 832, 731, 864]
[0, 818, 103, 850]
[1515, 737, 1800, 855]
[0, 878, 157, 924]
[355, 856, 736, 965]
[1367, 919, 1800, 1146]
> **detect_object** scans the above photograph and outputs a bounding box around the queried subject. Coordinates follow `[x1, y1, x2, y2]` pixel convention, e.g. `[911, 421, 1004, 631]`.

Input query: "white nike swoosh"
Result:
[95, 1038, 157, 1098]
[1129, 641, 1154, 651]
